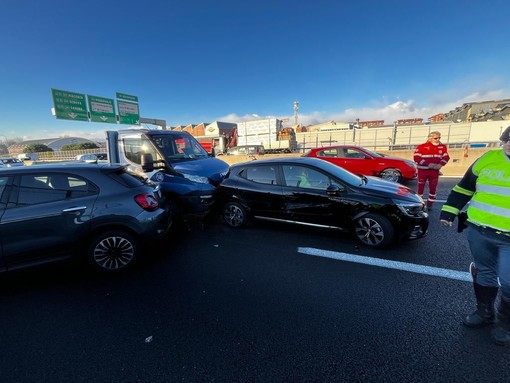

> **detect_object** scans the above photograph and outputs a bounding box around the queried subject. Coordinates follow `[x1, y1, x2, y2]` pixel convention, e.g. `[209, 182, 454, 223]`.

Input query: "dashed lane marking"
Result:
[298, 247, 471, 283]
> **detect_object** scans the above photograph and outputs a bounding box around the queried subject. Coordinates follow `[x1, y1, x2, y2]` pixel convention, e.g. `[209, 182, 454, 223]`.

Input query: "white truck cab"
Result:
[106, 128, 229, 222]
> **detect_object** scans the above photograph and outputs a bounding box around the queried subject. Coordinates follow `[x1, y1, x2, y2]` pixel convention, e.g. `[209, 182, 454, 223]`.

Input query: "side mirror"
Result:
[326, 184, 344, 196]
[141, 153, 154, 172]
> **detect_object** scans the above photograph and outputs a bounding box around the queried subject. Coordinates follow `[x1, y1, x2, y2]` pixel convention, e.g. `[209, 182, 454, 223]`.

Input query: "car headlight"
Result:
[394, 200, 426, 216]
[404, 160, 416, 168]
[182, 173, 209, 184]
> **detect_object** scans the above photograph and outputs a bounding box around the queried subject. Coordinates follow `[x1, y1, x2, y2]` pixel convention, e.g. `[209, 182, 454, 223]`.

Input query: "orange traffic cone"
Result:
[463, 144, 469, 158]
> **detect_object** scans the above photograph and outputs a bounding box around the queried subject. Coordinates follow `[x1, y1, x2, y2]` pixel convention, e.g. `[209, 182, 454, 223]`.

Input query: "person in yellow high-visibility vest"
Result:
[440, 125, 510, 346]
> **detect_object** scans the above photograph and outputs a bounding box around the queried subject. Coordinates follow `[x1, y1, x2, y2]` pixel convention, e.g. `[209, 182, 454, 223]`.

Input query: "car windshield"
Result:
[151, 133, 209, 161]
[359, 147, 383, 157]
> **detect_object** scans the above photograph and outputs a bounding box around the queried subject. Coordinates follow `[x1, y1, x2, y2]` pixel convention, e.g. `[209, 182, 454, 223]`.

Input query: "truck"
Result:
[105, 128, 229, 223]
[195, 122, 238, 155]
[235, 118, 297, 154]
[196, 133, 238, 155]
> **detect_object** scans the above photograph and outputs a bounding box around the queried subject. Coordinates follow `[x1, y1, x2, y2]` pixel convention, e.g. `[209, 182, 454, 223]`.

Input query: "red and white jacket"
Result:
[413, 141, 450, 170]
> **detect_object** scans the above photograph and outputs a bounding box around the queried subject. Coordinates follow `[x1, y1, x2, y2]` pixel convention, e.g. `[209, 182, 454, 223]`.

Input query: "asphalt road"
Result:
[1, 177, 509, 383]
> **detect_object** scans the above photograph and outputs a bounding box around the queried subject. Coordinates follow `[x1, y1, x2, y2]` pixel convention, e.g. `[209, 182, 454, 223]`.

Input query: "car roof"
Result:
[312, 145, 366, 150]
[230, 156, 326, 168]
[0, 162, 126, 173]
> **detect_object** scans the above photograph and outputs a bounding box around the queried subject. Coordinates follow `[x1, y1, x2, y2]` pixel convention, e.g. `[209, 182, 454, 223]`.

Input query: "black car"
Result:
[218, 157, 428, 248]
[0, 163, 172, 273]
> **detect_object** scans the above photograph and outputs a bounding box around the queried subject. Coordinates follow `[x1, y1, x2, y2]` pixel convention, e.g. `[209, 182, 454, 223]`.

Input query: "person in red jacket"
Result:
[413, 131, 450, 208]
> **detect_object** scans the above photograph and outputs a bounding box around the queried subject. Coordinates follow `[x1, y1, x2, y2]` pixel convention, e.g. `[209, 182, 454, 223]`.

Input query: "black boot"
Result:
[463, 283, 499, 328]
[492, 298, 510, 346]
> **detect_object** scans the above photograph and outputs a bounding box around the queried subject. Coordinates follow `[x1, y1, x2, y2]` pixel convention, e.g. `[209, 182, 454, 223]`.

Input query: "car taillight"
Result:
[134, 193, 159, 211]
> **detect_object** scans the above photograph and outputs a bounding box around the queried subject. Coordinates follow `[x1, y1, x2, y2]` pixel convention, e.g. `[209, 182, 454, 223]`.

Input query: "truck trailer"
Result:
[235, 118, 297, 153]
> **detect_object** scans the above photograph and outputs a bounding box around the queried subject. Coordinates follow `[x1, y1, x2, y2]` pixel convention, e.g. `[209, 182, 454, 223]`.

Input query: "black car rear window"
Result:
[244, 165, 277, 185]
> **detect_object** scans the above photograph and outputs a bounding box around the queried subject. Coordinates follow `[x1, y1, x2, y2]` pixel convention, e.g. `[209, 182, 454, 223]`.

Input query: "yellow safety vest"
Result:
[468, 150, 510, 232]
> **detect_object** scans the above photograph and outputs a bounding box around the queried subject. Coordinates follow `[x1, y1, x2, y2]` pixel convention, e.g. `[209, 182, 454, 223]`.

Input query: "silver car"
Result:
[0, 157, 25, 168]
[227, 145, 265, 156]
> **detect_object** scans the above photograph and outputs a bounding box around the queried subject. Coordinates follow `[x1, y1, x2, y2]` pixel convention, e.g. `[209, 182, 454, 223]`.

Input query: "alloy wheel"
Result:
[91, 234, 136, 271]
[353, 214, 393, 248]
[379, 168, 401, 183]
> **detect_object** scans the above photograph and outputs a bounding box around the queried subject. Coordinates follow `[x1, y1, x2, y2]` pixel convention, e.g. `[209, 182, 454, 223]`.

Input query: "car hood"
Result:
[377, 154, 414, 165]
[173, 157, 230, 183]
[359, 176, 421, 202]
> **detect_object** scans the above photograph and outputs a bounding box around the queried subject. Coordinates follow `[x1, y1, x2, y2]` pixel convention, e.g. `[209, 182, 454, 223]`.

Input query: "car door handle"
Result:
[62, 206, 87, 213]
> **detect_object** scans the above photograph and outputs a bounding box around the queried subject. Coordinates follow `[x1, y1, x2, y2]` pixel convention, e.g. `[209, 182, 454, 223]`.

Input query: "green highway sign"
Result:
[117, 101, 140, 124]
[51, 89, 89, 121]
[116, 92, 140, 125]
[116, 92, 138, 103]
[87, 95, 116, 123]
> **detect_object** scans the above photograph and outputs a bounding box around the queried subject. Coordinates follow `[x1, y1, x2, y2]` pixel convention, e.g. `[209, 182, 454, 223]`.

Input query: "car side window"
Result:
[346, 149, 364, 158]
[123, 137, 159, 164]
[0, 176, 8, 201]
[17, 174, 93, 206]
[282, 165, 303, 187]
[282, 165, 330, 190]
[336, 148, 348, 158]
[321, 149, 339, 158]
[245, 165, 277, 185]
[49, 175, 91, 196]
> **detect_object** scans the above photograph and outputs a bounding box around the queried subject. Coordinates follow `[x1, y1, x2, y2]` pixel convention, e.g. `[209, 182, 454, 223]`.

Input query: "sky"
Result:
[1, 0, 509, 142]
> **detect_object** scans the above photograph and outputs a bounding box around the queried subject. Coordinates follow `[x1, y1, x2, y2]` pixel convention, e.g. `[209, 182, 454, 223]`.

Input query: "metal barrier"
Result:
[295, 120, 506, 152]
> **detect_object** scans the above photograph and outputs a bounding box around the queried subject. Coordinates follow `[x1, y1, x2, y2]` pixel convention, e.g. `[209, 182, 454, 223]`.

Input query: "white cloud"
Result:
[14, 89, 510, 141]
[244, 89, 510, 127]
[217, 100, 429, 127]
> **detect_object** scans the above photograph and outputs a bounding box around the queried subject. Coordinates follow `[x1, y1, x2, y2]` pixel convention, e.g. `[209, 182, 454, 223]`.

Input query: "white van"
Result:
[226, 145, 266, 156]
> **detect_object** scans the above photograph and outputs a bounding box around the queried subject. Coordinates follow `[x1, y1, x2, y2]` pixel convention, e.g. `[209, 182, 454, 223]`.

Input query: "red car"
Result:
[302, 145, 417, 183]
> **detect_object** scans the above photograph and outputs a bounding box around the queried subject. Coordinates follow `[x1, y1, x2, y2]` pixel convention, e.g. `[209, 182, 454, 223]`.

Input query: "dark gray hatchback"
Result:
[0, 163, 172, 273]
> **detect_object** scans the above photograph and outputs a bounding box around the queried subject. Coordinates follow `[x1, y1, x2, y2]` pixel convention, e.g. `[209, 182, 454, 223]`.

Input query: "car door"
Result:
[0, 172, 98, 269]
[281, 164, 354, 228]
[337, 147, 374, 176]
[315, 148, 352, 172]
[0, 174, 11, 270]
[236, 164, 285, 220]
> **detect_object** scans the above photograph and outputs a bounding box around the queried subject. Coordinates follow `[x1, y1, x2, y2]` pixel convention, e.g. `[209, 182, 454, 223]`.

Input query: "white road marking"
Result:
[298, 247, 471, 283]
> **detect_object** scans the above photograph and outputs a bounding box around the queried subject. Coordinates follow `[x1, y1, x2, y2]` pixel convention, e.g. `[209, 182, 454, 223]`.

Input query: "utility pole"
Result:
[293, 101, 299, 126]
[353, 118, 360, 143]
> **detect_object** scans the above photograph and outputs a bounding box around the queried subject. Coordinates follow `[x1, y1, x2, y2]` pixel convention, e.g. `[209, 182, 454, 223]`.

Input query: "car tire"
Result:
[379, 168, 402, 183]
[86, 229, 140, 272]
[223, 202, 248, 228]
[353, 213, 394, 248]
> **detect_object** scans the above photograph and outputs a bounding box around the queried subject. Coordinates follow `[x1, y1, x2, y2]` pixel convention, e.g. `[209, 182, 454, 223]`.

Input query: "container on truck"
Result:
[236, 118, 297, 153]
